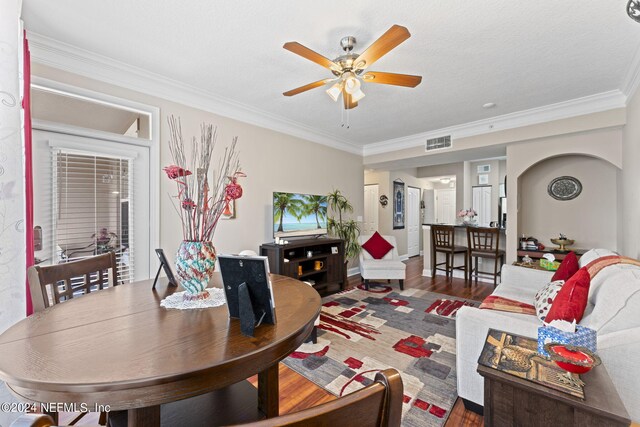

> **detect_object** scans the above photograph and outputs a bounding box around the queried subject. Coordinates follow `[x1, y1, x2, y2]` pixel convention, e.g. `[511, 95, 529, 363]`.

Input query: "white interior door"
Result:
[435, 189, 456, 224]
[32, 130, 151, 281]
[472, 186, 492, 226]
[407, 187, 420, 257]
[363, 184, 379, 235]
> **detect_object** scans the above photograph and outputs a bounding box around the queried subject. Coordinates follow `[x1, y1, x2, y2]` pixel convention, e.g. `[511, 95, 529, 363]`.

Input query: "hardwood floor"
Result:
[249, 255, 492, 426]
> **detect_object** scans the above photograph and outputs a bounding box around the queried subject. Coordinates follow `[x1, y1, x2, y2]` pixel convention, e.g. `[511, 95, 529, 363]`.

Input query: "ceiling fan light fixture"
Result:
[349, 88, 366, 102]
[326, 81, 343, 102]
[343, 72, 361, 94]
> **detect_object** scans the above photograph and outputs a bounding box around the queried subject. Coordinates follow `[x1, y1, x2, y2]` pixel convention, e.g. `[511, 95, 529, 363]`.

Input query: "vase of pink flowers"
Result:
[164, 116, 244, 300]
[457, 208, 477, 225]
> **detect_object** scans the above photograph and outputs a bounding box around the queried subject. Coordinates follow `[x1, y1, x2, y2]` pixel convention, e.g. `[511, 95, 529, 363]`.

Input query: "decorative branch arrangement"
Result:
[164, 115, 244, 242]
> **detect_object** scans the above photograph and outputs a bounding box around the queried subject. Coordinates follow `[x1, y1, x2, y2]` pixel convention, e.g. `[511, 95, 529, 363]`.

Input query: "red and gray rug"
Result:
[283, 283, 479, 426]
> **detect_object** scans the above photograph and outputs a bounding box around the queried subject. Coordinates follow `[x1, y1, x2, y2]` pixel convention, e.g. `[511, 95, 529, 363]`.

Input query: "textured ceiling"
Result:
[21, 0, 640, 147]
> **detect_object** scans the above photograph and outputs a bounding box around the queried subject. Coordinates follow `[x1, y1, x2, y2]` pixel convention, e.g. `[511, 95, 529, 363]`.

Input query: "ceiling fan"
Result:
[282, 25, 422, 110]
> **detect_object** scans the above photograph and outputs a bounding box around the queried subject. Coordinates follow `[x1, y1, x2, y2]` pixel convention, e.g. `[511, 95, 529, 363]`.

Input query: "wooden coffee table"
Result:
[478, 362, 630, 426]
[0, 273, 320, 426]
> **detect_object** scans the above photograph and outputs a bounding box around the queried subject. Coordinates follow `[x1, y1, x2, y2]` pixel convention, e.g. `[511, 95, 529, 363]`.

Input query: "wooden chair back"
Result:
[467, 227, 500, 253]
[431, 225, 455, 249]
[235, 368, 403, 427]
[27, 252, 118, 313]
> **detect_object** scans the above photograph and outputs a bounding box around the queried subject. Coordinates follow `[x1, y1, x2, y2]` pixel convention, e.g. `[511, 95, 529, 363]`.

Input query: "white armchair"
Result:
[358, 234, 406, 291]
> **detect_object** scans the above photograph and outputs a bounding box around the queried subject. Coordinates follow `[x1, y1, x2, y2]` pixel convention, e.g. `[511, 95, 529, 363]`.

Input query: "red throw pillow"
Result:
[361, 232, 394, 259]
[544, 267, 591, 324]
[551, 251, 579, 281]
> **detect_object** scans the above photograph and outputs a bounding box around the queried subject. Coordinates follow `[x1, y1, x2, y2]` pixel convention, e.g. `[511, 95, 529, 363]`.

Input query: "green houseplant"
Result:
[327, 189, 360, 265]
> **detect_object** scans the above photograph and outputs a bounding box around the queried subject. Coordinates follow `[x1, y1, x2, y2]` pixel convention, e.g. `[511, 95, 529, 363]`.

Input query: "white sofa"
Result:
[456, 249, 640, 422]
[358, 234, 406, 290]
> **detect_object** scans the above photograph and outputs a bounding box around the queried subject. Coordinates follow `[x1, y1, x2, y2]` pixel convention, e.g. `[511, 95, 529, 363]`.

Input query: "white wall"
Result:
[31, 64, 365, 268]
[417, 162, 465, 212]
[519, 155, 618, 250]
[0, 1, 27, 424]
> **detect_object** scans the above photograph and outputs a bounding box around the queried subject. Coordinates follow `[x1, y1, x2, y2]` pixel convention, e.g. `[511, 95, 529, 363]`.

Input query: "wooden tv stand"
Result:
[260, 238, 345, 296]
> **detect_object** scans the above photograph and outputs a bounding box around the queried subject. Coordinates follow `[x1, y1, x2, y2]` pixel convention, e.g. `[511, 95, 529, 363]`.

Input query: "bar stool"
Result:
[431, 225, 468, 281]
[466, 226, 505, 286]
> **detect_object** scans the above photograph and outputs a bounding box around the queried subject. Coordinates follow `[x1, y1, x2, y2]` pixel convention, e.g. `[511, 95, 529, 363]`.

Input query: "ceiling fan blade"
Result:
[361, 71, 422, 87]
[283, 42, 342, 72]
[283, 78, 335, 96]
[353, 25, 411, 71]
[343, 90, 358, 110]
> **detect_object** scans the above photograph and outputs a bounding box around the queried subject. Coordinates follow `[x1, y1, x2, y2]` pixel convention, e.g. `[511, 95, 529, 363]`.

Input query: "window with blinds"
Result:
[53, 150, 134, 283]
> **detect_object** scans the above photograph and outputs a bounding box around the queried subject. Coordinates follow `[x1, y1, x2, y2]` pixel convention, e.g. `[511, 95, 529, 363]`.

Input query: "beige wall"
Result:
[506, 127, 623, 262]
[32, 64, 364, 270]
[364, 169, 430, 256]
[363, 109, 626, 166]
[519, 155, 618, 251]
[622, 89, 640, 259]
[417, 162, 465, 212]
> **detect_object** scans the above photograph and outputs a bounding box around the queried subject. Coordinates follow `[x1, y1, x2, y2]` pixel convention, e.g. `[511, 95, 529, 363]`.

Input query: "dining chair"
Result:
[27, 252, 119, 313]
[234, 368, 403, 427]
[466, 226, 505, 286]
[431, 225, 468, 282]
[26, 252, 118, 426]
[13, 369, 402, 427]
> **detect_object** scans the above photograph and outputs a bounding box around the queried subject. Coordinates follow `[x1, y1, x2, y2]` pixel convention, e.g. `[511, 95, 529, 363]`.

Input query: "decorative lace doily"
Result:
[160, 287, 227, 310]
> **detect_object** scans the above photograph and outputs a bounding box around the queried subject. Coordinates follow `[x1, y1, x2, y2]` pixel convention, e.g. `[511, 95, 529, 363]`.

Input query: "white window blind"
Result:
[52, 149, 134, 283]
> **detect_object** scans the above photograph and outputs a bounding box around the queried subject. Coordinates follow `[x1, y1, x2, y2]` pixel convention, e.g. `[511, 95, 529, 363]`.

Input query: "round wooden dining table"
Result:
[0, 273, 320, 426]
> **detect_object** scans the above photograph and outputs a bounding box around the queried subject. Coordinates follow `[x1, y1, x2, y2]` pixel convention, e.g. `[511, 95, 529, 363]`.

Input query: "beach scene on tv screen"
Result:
[273, 192, 327, 237]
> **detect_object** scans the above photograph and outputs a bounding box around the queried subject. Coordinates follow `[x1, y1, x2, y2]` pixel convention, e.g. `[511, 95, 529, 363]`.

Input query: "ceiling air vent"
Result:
[425, 135, 452, 151]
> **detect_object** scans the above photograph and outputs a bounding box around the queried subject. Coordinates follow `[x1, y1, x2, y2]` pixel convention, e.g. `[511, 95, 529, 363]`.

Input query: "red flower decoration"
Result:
[163, 165, 192, 180]
[181, 198, 196, 210]
[224, 172, 246, 201]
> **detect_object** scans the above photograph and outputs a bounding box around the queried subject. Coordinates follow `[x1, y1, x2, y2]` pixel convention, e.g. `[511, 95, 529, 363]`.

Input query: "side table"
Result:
[478, 363, 630, 426]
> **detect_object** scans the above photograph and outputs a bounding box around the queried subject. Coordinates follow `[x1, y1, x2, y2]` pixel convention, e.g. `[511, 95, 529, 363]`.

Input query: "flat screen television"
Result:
[273, 192, 328, 238]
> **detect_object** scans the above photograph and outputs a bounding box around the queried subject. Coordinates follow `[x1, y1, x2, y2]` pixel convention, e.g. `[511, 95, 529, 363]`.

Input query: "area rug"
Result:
[283, 283, 479, 427]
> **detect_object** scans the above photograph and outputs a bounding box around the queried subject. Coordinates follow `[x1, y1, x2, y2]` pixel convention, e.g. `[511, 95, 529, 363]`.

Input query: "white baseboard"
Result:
[399, 254, 409, 261]
[347, 267, 360, 277]
[419, 250, 424, 256]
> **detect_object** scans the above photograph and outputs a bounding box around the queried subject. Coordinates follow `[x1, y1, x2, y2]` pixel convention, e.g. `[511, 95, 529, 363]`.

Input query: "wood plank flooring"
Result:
[249, 255, 492, 426]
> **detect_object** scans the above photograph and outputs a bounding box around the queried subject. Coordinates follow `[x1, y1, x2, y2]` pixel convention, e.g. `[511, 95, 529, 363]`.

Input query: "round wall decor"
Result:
[547, 176, 582, 201]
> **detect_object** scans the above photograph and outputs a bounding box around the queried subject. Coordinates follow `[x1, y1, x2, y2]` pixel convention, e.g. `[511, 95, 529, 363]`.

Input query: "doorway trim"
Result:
[407, 186, 421, 257]
[31, 77, 160, 278]
[363, 184, 380, 236]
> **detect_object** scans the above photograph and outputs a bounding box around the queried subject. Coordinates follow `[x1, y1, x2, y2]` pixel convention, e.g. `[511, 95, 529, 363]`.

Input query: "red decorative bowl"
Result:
[544, 343, 601, 374]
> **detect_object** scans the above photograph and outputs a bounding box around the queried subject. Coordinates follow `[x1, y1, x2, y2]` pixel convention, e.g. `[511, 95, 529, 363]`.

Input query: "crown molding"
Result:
[363, 90, 627, 157]
[27, 32, 631, 159]
[27, 32, 363, 155]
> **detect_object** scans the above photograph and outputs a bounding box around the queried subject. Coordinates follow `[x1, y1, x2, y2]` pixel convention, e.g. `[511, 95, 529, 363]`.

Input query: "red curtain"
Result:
[23, 31, 34, 316]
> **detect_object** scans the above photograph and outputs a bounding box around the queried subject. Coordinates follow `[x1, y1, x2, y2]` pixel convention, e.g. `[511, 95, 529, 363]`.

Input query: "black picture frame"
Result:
[393, 180, 405, 229]
[218, 254, 276, 336]
[153, 248, 178, 288]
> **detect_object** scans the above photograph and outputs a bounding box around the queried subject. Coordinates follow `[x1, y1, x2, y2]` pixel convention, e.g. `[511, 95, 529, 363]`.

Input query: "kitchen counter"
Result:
[422, 224, 507, 282]
[423, 223, 506, 231]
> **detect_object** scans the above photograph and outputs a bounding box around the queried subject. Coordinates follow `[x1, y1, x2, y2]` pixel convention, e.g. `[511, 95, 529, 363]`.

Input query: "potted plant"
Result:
[327, 190, 360, 284]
